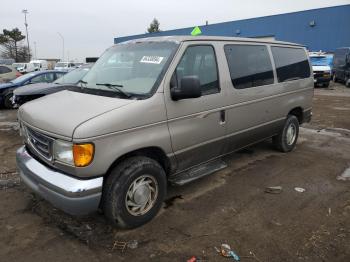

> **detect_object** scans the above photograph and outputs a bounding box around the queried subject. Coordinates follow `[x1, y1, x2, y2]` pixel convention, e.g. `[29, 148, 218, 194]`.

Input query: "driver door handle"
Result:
[220, 110, 226, 125]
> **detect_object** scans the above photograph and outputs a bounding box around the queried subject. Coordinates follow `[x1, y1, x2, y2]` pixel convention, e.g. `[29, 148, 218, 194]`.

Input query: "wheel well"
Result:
[106, 147, 171, 177]
[288, 107, 303, 124]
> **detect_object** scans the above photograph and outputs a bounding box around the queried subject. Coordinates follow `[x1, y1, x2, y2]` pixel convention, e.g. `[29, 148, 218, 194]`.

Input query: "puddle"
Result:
[332, 107, 350, 111]
[0, 121, 19, 131]
[164, 195, 183, 209]
[337, 168, 350, 181]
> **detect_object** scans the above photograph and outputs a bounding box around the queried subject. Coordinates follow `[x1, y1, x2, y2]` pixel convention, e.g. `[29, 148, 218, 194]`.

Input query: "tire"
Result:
[323, 82, 330, 88]
[333, 73, 338, 83]
[103, 156, 167, 228]
[346, 77, 350, 88]
[273, 115, 299, 152]
[3, 91, 14, 109]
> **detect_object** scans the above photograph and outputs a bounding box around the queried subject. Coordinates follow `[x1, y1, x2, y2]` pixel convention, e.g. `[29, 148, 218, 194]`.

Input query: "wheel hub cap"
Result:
[286, 123, 296, 145]
[125, 175, 158, 216]
[133, 185, 150, 205]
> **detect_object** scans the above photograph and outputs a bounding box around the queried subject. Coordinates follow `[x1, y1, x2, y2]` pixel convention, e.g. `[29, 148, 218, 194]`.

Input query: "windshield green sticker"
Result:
[140, 56, 164, 64]
[191, 26, 202, 36]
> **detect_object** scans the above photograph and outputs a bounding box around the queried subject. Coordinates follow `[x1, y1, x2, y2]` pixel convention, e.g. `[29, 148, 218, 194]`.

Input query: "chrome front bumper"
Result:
[16, 146, 103, 215]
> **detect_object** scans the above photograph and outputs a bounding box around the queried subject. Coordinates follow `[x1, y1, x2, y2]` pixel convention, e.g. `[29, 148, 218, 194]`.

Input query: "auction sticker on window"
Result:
[140, 56, 164, 64]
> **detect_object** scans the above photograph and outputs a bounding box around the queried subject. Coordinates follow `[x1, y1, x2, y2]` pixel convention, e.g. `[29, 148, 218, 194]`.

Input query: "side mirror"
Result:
[171, 75, 201, 101]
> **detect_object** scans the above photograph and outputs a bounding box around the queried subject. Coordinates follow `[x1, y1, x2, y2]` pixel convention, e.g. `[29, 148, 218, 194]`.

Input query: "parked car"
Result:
[16, 36, 313, 228]
[333, 47, 350, 87]
[54, 62, 76, 71]
[0, 64, 21, 83]
[0, 70, 65, 108]
[309, 52, 332, 87]
[13, 64, 92, 106]
[30, 60, 48, 71]
[12, 62, 36, 74]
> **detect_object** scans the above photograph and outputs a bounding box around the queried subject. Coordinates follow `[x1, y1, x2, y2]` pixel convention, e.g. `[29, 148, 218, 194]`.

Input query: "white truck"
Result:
[30, 60, 48, 71]
[12, 63, 36, 74]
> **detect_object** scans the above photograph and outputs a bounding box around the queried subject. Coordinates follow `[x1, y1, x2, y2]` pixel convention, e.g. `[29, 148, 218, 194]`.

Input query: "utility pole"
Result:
[22, 9, 30, 61]
[57, 32, 64, 61]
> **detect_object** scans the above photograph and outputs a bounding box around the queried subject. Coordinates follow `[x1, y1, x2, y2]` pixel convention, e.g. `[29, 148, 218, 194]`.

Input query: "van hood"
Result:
[312, 65, 331, 71]
[18, 90, 136, 139]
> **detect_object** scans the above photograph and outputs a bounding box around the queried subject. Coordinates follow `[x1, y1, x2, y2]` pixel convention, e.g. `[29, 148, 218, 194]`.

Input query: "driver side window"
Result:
[30, 73, 54, 84]
[176, 45, 219, 95]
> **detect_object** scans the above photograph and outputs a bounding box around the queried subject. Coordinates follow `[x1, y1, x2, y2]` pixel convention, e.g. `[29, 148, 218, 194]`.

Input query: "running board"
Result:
[169, 159, 227, 186]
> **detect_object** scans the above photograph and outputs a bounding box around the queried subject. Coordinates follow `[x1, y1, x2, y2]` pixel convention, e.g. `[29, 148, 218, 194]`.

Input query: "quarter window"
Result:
[176, 45, 219, 95]
[224, 44, 274, 89]
[271, 46, 310, 82]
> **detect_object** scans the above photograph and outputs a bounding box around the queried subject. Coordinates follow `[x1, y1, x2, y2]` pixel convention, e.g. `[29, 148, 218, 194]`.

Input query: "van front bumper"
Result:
[16, 146, 103, 215]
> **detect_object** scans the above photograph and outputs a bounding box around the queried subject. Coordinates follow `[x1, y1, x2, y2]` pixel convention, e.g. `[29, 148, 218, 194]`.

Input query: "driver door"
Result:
[164, 43, 226, 171]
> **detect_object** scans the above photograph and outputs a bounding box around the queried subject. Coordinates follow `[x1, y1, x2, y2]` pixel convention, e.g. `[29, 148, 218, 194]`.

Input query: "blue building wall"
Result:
[114, 5, 350, 52]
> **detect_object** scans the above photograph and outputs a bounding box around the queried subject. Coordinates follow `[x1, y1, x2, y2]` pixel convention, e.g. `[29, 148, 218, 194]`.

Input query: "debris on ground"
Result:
[240, 251, 263, 262]
[0, 171, 20, 189]
[112, 240, 127, 253]
[187, 256, 197, 262]
[294, 187, 306, 193]
[215, 244, 240, 261]
[264, 186, 283, 194]
[127, 240, 138, 249]
[337, 167, 350, 181]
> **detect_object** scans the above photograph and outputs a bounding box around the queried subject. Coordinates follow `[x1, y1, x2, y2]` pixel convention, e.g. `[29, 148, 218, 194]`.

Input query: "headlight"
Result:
[54, 140, 74, 165]
[53, 140, 94, 167]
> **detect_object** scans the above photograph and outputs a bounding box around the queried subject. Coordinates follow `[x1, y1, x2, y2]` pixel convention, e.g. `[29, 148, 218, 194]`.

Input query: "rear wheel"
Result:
[103, 156, 167, 228]
[345, 77, 350, 88]
[333, 73, 338, 83]
[273, 115, 299, 152]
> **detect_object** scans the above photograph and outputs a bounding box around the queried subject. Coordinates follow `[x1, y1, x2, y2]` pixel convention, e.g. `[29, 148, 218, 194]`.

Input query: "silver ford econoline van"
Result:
[16, 36, 313, 228]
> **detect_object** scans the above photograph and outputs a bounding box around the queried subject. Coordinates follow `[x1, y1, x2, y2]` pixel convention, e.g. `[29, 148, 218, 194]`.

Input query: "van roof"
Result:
[121, 35, 303, 47]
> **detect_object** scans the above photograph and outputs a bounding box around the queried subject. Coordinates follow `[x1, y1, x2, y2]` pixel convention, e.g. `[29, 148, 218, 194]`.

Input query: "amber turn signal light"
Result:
[73, 143, 94, 167]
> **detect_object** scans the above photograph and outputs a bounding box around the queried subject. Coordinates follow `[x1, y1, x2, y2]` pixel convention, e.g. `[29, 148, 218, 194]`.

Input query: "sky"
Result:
[1, 0, 349, 62]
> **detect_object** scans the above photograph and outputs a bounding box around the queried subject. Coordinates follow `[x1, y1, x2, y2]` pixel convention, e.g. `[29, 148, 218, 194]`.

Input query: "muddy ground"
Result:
[0, 82, 350, 262]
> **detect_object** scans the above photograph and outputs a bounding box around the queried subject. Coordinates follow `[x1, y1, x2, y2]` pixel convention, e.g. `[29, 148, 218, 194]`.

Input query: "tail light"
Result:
[15, 72, 22, 77]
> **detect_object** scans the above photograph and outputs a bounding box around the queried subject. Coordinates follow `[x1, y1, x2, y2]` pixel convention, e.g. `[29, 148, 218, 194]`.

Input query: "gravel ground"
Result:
[0, 82, 349, 262]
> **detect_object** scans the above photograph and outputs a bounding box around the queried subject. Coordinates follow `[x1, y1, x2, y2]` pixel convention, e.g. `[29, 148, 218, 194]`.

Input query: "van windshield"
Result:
[310, 56, 332, 66]
[81, 41, 178, 98]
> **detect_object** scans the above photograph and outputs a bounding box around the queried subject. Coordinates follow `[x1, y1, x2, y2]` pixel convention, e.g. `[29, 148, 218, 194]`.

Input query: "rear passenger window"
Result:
[224, 45, 274, 89]
[176, 45, 219, 95]
[271, 47, 310, 82]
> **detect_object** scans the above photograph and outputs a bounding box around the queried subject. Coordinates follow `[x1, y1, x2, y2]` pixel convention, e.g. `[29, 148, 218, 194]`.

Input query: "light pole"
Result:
[22, 9, 30, 61]
[33, 41, 37, 60]
[57, 32, 64, 61]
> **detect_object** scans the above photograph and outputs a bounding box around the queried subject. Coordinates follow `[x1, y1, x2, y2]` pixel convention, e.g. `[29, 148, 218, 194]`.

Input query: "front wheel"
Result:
[273, 115, 299, 152]
[103, 156, 167, 228]
[4, 92, 14, 109]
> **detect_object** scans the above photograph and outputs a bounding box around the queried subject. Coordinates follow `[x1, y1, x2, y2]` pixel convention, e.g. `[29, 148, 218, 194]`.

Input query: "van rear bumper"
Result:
[16, 146, 103, 215]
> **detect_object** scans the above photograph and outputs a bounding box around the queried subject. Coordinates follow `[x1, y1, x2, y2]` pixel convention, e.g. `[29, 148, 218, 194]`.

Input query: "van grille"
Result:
[25, 126, 54, 160]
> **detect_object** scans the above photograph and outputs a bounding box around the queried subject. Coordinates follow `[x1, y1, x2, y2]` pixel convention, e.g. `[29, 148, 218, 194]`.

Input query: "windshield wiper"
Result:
[78, 79, 88, 85]
[96, 83, 131, 98]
